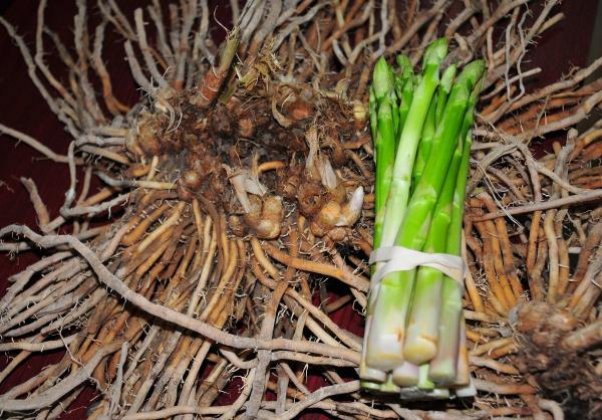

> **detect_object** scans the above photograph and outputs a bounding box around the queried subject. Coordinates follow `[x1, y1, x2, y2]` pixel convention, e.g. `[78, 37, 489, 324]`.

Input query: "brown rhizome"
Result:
[0, 1, 602, 418]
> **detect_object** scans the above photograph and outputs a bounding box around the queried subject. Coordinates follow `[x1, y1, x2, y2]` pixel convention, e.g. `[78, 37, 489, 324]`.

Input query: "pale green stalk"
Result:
[364, 39, 448, 371]
[414, 65, 456, 188]
[378, 39, 447, 249]
[435, 64, 457, 125]
[403, 139, 463, 365]
[427, 276, 462, 384]
[417, 364, 435, 390]
[373, 96, 397, 248]
[361, 58, 397, 384]
[369, 88, 378, 153]
[365, 59, 483, 372]
[429, 76, 483, 383]
[411, 96, 437, 187]
[395, 54, 414, 145]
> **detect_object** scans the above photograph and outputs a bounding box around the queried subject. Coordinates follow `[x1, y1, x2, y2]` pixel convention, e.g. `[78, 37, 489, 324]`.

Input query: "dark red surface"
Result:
[0, 1, 598, 418]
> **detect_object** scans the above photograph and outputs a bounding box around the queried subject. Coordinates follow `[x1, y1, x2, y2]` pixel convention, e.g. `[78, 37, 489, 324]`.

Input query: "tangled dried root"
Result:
[1, 0, 602, 419]
[514, 302, 602, 417]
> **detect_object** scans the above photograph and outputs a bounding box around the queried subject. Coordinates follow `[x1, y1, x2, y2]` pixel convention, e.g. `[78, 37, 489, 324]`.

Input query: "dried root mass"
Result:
[0, 0, 602, 419]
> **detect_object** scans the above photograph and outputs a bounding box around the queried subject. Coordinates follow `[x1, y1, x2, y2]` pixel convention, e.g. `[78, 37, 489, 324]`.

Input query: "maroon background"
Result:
[0, 0, 599, 418]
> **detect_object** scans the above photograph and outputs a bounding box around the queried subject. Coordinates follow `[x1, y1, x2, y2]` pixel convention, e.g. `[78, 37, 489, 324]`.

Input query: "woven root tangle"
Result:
[0, 0, 602, 419]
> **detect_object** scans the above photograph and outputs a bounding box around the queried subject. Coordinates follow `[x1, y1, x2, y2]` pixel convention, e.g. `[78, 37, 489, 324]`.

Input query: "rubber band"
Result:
[369, 246, 466, 288]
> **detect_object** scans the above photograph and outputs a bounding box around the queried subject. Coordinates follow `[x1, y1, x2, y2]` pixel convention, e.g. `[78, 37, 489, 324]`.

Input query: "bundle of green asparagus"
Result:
[360, 38, 484, 399]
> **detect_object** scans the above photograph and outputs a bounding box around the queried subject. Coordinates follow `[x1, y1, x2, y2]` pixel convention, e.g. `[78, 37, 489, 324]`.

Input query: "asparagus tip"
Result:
[373, 57, 394, 101]
[423, 38, 448, 67]
[456, 59, 486, 90]
[396, 54, 413, 77]
[440, 64, 458, 91]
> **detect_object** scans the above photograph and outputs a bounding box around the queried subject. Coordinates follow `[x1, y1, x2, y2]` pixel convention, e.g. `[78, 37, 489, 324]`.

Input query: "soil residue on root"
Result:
[516, 301, 602, 418]
[128, 83, 372, 243]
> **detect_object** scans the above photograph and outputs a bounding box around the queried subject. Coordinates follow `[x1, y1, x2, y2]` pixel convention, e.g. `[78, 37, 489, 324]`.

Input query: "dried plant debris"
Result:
[0, 0, 601, 418]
